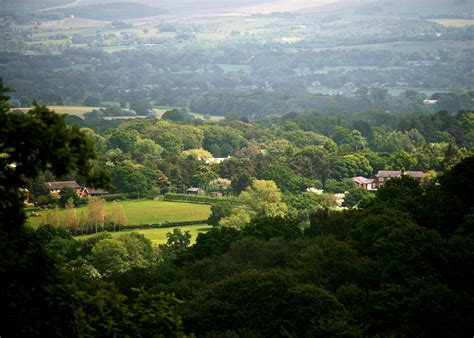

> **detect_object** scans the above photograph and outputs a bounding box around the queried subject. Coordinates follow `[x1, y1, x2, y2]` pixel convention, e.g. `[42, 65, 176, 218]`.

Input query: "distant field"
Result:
[153, 108, 169, 118]
[57, 18, 109, 29]
[307, 86, 343, 95]
[280, 37, 303, 44]
[153, 108, 225, 121]
[80, 224, 212, 245]
[190, 16, 279, 32]
[429, 19, 474, 27]
[18, 105, 150, 119]
[190, 113, 226, 121]
[218, 63, 252, 73]
[103, 116, 150, 120]
[27, 199, 212, 228]
[18, 105, 98, 116]
[313, 66, 407, 74]
[314, 40, 474, 53]
[387, 87, 450, 96]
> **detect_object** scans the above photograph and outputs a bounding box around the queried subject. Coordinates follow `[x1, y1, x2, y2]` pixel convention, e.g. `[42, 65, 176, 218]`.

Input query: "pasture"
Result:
[429, 19, 474, 27]
[80, 224, 212, 245]
[27, 199, 212, 228]
[17, 105, 98, 116]
[18, 105, 152, 119]
[190, 113, 226, 121]
[218, 64, 252, 74]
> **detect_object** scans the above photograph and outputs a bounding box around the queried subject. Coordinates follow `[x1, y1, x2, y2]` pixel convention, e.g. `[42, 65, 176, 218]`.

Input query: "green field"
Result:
[190, 113, 226, 121]
[18, 105, 150, 119]
[153, 108, 169, 118]
[387, 87, 450, 96]
[315, 40, 474, 53]
[27, 199, 211, 228]
[80, 224, 212, 245]
[429, 19, 474, 27]
[218, 63, 252, 73]
[18, 105, 98, 116]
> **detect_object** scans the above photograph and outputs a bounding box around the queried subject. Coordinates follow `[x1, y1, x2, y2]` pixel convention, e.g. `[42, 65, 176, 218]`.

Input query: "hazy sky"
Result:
[73, 0, 353, 15]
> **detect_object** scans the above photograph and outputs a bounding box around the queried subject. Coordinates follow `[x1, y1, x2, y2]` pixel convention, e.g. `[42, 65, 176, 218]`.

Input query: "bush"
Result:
[207, 200, 234, 226]
[164, 193, 223, 204]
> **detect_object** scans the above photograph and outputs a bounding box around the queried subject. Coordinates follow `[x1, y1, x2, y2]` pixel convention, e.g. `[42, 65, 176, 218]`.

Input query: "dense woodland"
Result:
[30, 106, 472, 203]
[1, 83, 473, 336]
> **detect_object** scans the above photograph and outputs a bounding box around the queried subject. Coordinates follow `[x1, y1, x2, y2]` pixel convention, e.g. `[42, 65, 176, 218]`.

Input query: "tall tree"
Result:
[221, 180, 288, 228]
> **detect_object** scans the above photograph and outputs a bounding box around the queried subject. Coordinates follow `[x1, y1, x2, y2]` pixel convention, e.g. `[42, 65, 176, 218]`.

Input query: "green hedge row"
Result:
[102, 193, 128, 201]
[164, 193, 222, 204]
[71, 220, 208, 236]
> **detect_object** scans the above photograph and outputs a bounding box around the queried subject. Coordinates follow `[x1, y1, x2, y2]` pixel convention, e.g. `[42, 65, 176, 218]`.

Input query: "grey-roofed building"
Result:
[352, 169, 423, 191]
[186, 187, 205, 195]
[47, 181, 81, 195]
[352, 176, 376, 191]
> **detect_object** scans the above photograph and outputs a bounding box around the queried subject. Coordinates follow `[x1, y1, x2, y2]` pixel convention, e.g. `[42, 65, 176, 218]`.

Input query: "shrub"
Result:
[164, 193, 222, 204]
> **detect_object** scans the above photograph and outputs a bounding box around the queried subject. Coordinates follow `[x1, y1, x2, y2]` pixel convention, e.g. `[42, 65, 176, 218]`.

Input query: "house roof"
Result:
[186, 187, 203, 192]
[82, 187, 108, 195]
[202, 157, 229, 164]
[405, 171, 424, 178]
[376, 170, 423, 178]
[352, 176, 374, 185]
[47, 181, 80, 190]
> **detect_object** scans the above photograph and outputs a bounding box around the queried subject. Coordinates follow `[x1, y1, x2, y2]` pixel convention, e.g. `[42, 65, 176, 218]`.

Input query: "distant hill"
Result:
[0, 0, 74, 14]
[51, 2, 168, 20]
[302, 0, 474, 18]
[375, 0, 474, 16]
[73, 0, 276, 15]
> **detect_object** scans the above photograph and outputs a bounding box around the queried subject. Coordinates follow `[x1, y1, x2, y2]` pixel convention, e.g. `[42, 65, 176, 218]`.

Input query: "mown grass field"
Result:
[153, 108, 169, 118]
[19, 105, 155, 119]
[27, 199, 212, 228]
[17, 105, 98, 116]
[80, 224, 212, 245]
[190, 113, 226, 121]
[429, 19, 474, 27]
[218, 63, 252, 74]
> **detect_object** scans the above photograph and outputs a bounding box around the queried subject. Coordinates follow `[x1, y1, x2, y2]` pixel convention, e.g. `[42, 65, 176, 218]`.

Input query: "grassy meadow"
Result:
[17, 105, 98, 116]
[429, 19, 474, 27]
[80, 224, 213, 245]
[27, 199, 212, 228]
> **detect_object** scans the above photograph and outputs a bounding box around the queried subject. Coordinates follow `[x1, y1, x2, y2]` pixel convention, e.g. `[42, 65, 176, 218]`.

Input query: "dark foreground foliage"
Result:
[111, 159, 473, 337]
[0, 84, 183, 336]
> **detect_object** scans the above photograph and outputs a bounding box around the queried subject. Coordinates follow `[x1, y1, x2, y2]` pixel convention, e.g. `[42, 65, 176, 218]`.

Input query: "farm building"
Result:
[353, 169, 423, 191]
[47, 181, 81, 196]
[80, 187, 109, 198]
[186, 187, 205, 195]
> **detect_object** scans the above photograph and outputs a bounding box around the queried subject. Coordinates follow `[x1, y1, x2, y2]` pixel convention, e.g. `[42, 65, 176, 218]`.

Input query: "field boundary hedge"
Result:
[69, 219, 208, 236]
[163, 193, 225, 204]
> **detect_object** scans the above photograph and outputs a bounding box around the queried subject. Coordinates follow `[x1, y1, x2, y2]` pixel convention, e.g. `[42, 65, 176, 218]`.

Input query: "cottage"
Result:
[352, 176, 376, 191]
[352, 169, 423, 191]
[47, 181, 81, 196]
